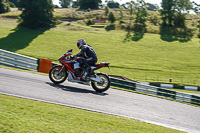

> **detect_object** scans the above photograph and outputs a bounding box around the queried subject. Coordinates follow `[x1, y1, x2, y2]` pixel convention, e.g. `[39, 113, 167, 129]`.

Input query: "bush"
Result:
[108, 12, 116, 24]
[133, 23, 147, 33]
[86, 19, 93, 26]
[105, 6, 109, 16]
[191, 20, 197, 27]
[198, 22, 200, 38]
[147, 27, 160, 34]
[105, 24, 115, 31]
[149, 14, 160, 25]
[119, 19, 125, 24]
[120, 23, 127, 30]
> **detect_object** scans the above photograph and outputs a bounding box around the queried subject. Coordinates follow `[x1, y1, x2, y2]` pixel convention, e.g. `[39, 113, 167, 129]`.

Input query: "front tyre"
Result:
[91, 73, 111, 93]
[49, 66, 67, 84]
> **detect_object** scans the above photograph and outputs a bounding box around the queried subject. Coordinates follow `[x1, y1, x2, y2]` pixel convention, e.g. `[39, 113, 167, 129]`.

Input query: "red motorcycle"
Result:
[49, 49, 111, 93]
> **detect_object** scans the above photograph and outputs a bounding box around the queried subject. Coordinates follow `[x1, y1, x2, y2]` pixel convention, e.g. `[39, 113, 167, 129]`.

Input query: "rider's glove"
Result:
[72, 55, 78, 59]
[70, 56, 74, 60]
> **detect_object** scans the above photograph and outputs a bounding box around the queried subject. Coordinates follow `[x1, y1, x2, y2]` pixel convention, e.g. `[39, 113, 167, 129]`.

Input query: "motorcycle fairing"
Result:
[54, 65, 66, 72]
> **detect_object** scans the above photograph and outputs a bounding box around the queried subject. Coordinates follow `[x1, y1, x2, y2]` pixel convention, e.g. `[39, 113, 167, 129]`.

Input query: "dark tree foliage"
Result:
[8, 2, 16, 7]
[134, 0, 147, 32]
[134, 0, 147, 25]
[108, 11, 116, 23]
[160, 0, 193, 27]
[175, 0, 192, 27]
[79, 0, 102, 9]
[105, 6, 109, 16]
[59, 0, 72, 8]
[160, 0, 194, 41]
[121, 2, 134, 9]
[72, 1, 79, 8]
[9, 0, 19, 7]
[0, 0, 10, 13]
[107, 1, 119, 8]
[174, 12, 185, 27]
[86, 19, 93, 25]
[18, 0, 56, 29]
[146, 3, 159, 11]
[126, 1, 135, 27]
[192, 1, 200, 38]
[192, 1, 199, 14]
[160, 0, 175, 26]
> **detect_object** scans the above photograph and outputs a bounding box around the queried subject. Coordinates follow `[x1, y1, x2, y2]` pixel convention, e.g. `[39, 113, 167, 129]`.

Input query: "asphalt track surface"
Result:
[0, 68, 200, 133]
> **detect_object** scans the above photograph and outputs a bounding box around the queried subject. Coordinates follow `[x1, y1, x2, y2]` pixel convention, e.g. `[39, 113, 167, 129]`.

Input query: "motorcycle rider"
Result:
[72, 39, 97, 77]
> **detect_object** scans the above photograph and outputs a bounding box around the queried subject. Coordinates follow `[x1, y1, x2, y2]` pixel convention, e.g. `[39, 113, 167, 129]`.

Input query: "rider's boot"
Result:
[81, 71, 88, 81]
[80, 68, 95, 82]
[86, 67, 95, 77]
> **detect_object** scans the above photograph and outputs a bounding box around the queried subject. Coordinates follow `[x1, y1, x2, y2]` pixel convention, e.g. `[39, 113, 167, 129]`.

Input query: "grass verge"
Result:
[0, 94, 185, 133]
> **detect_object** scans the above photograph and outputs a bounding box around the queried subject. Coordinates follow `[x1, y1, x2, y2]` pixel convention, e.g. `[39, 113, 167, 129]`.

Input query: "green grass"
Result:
[0, 18, 200, 86]
[0, 94, 185, 133]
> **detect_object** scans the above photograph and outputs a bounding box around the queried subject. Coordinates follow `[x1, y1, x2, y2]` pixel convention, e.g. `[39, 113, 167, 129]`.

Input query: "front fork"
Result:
[55, 65, 65, 76]
[58, 66, 65, 73]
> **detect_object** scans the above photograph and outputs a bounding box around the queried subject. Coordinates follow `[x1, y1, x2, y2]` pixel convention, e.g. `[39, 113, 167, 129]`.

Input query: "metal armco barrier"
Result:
[0, 49, 38, 71]
[110, 77, 200, 106]
[142, 82, 200, 91]
[1, 49, 200, 106]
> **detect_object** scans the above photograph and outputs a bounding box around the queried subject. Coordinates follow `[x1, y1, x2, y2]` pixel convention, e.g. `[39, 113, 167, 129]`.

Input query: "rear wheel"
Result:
[49, 66, 67, 84]
[91, 73, 110, 93]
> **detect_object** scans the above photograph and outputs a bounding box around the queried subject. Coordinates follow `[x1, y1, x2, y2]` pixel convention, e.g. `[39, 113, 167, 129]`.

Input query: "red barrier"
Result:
[38, 59, 52, 74]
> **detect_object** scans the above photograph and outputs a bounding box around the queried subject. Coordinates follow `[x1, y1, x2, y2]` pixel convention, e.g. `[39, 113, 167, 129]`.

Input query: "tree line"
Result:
[0, 0, 161, 11]
[0, 0, 199, 35]
[59, 0, 159, 11]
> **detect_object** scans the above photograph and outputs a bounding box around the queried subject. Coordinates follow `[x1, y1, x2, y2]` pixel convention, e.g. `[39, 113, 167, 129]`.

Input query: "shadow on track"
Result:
[46, 82, 108, 96]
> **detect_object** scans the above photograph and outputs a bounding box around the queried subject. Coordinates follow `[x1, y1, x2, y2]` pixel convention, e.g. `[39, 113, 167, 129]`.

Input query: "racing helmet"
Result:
[77, 39, 86, 49]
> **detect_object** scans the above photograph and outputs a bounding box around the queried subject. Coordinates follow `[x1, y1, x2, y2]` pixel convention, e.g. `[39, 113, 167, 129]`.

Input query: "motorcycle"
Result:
[49, 49, 111, 93]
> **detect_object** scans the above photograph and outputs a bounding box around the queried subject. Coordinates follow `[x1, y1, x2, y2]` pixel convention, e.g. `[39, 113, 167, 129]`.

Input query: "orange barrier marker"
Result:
[38, 59, 52, 74]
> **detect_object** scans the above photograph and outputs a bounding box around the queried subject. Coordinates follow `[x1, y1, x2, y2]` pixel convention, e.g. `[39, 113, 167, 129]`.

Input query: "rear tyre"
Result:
[49, 66, 67, 84]
[91, 73, 110, 93]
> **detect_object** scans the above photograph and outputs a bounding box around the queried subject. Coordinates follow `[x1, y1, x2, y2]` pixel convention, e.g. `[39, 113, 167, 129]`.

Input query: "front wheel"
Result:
[49, 66, 68, 84]
[91, 73, 111, 93]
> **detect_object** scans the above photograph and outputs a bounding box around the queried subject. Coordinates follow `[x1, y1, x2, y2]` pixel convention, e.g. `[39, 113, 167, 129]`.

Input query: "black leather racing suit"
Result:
[73, 44, 97, 68]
